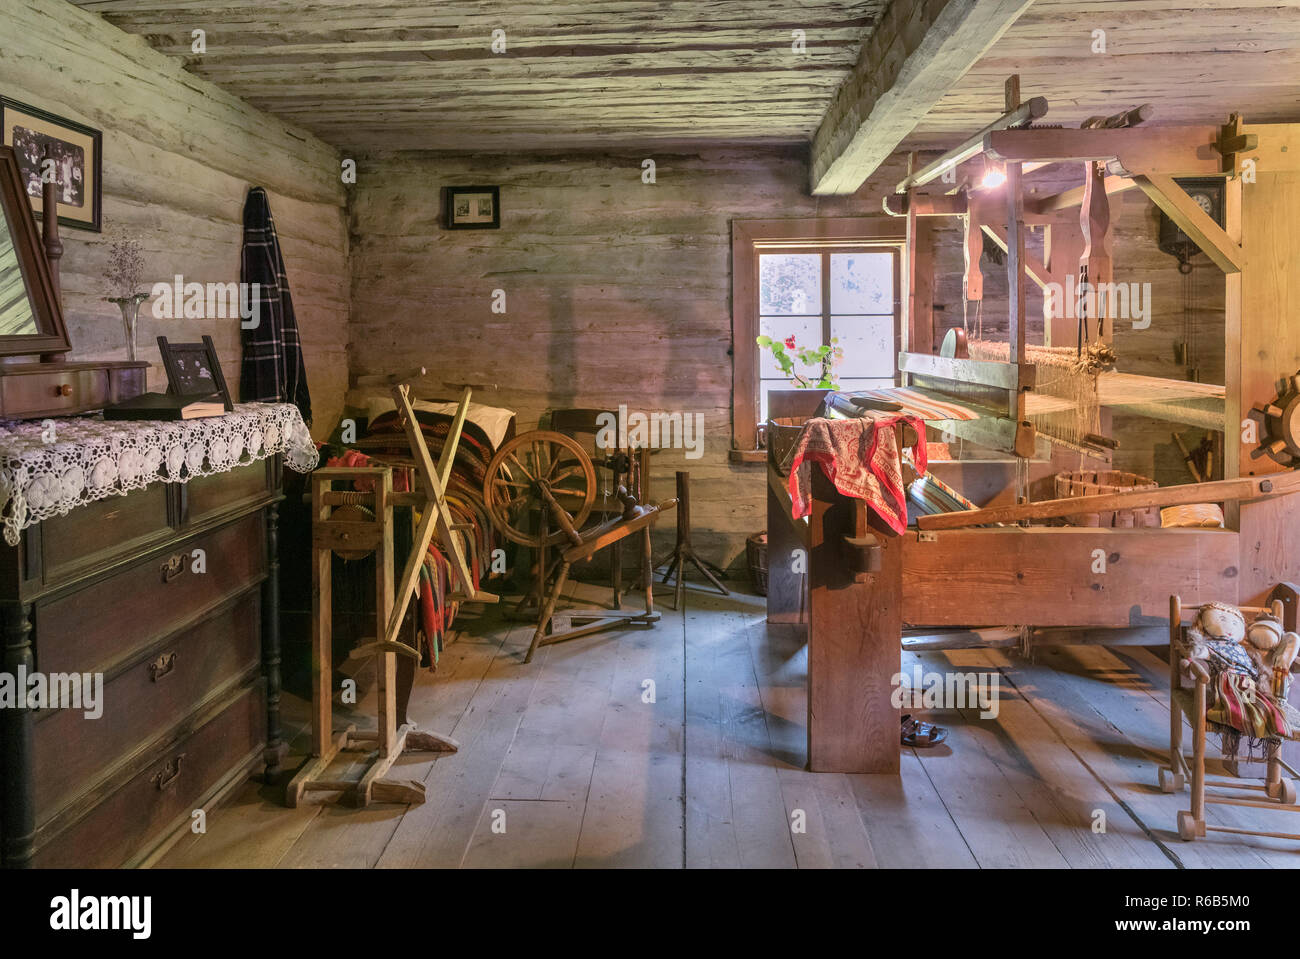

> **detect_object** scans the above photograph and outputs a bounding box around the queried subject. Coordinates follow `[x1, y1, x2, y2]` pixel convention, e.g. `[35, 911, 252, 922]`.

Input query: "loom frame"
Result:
[773, 110, 1300, 774]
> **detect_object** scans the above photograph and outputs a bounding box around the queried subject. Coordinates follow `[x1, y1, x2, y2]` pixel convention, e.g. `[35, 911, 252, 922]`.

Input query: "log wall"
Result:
[0, 0, 350, 437]
[348, 147, 906, 570]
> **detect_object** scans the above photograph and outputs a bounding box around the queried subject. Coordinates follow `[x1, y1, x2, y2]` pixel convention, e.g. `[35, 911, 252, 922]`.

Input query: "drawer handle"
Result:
[153, 754, 185, 791]
[54, 383, 72, 397]
[149, 651, 177, 682]
[160, 553, 186, 583]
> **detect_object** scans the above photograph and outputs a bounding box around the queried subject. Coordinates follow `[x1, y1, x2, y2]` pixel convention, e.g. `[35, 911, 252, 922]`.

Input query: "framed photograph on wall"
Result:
[157, 335, 234, 411]
[444, 185, 500, 230]
[0, 97, 102, 233]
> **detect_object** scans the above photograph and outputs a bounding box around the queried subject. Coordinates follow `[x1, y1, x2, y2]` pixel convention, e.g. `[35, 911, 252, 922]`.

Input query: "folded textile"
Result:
[1207, 671, 1298, 740]
[787, 414, 926, 534]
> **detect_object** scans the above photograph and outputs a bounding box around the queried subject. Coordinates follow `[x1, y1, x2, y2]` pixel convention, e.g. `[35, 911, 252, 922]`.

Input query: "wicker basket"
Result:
[766, 417, 804, 476]
[747, 531, 768, 596]
[1054, 469, 1160, 528]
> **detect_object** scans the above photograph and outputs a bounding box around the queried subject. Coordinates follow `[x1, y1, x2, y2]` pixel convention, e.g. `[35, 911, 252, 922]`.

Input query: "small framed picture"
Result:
[444, 185, 500, 230]
[0, 97, 102, 233]
[157, 335, 234, 411]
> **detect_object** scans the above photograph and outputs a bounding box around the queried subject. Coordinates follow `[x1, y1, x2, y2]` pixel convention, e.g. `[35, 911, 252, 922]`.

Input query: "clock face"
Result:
[1192, 192, 1214, 215]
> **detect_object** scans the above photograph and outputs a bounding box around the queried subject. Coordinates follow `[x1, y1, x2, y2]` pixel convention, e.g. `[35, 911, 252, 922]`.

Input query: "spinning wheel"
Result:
[1249, 373, 1300, 468]
[483, 428, 677, 664]
[484, 430, 597, 547]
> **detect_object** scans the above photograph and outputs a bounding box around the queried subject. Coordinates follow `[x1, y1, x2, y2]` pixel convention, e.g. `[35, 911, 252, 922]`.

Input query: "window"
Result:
[757, 248, 897, 423]
[731, 218, 905, 453]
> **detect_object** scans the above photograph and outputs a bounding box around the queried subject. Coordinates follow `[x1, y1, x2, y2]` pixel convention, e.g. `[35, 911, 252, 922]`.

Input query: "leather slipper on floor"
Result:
[901, 714, 948, 748]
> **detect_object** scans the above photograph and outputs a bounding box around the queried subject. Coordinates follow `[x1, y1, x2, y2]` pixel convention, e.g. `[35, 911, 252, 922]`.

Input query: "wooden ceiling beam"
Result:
[809, 0, 1034, 196]
[984, 126, 1225, 175]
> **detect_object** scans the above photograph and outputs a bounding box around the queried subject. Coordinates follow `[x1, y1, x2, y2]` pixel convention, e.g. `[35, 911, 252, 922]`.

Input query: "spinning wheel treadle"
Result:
[483, 431, 597, 547]
[482, 427, 677, 664]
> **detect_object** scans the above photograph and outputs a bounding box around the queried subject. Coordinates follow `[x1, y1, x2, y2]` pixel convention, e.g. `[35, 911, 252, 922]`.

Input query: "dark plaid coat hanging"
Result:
[240, 187, 312, 425]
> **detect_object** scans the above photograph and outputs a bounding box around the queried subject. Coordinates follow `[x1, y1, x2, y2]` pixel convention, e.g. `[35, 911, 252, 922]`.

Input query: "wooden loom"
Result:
[769, 97, 1300, 774]
[287, 384, 498, 807]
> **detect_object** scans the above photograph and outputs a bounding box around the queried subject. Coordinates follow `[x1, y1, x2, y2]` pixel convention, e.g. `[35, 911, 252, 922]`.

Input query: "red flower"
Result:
[783, 335, 797, 349]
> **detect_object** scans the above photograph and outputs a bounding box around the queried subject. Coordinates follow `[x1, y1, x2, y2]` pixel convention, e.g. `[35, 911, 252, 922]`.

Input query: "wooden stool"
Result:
[656, 471, 727, 609]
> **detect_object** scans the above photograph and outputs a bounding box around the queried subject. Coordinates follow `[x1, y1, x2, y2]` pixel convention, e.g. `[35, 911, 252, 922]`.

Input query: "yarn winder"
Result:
[287, 384, 497, 807]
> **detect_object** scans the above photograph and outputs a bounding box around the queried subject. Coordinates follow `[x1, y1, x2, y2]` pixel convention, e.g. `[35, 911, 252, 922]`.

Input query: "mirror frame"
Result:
[0, 144, 71, 357]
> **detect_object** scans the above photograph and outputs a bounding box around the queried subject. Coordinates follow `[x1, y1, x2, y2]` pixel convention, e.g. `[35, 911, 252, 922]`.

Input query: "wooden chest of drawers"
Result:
[0, 457, 286, 868]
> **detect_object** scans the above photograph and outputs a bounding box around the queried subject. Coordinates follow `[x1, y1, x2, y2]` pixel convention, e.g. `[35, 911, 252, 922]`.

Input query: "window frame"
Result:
[731, 217, 907, 454]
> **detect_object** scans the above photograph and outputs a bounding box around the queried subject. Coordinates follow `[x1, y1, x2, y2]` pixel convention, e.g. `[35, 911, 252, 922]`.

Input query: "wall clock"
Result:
[1157, 176, 1226, 272]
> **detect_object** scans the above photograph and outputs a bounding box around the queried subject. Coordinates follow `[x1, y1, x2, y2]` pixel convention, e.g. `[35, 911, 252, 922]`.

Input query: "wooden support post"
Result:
[807, 471, 900, 773]
[374, 470, 396, 758]
[766, 460, 808, 625]
[310, 475, 333, 759]
[1004, 159, 1033, 457]
[906, 198, 935, 356]
[1189, 675, 1207, 832]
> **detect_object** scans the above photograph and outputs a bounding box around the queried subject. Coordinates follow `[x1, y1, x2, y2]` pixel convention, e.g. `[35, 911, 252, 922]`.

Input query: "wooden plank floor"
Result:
[160, 581, 1300, 868]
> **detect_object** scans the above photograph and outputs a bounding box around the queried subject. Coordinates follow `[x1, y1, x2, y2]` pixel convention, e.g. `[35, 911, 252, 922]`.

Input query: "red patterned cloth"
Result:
[787, 414, 926, 534]
[323, 448, 411, 492]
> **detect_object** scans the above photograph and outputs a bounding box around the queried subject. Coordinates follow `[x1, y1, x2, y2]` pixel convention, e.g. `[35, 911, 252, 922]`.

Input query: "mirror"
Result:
[0, 201, 41, 337]
[0, 145, 71, 357]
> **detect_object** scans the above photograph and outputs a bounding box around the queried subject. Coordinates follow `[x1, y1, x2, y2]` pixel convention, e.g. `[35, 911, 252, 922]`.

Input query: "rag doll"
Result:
[1185, 602, 1300, 770]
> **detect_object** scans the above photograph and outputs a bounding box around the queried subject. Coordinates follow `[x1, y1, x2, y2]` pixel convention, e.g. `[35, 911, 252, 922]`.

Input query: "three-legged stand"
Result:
[656, 471, 727, 609]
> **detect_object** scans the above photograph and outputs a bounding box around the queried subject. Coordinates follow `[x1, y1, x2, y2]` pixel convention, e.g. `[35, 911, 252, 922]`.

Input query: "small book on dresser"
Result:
[102, 391, 226, 421]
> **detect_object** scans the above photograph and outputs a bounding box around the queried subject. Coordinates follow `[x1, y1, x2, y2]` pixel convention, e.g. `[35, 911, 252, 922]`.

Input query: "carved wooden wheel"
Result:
[483, 431, 597, 547]
[1249, 373, 1300, 468]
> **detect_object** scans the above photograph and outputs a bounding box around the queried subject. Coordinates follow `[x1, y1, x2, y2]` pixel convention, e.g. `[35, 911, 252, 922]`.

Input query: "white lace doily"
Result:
[0, 402, 319, 545]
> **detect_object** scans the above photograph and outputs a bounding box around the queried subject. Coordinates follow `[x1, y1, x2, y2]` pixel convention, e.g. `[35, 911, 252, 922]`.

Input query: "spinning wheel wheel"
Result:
[1249, 373, 1300, 468]
[484, 431, 597, 547]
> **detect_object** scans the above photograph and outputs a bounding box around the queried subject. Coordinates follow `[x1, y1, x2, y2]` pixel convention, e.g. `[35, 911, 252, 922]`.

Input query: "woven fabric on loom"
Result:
[829, 387, 982, 422]
[966, 340, 1101, 447]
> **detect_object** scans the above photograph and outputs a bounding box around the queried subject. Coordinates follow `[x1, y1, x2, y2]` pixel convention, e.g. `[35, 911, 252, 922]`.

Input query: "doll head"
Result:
[1195, 601, 1246, 644]
[1246, 612, 1284, 651]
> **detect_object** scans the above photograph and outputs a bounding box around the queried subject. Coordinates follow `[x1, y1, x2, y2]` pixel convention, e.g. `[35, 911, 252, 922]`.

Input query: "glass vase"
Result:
[107, 294, 148, 362]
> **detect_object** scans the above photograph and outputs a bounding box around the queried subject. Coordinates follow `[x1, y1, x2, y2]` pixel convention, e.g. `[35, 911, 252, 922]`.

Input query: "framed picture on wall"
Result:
[0, 97, 102, 233]
[444, 185, 500, 230]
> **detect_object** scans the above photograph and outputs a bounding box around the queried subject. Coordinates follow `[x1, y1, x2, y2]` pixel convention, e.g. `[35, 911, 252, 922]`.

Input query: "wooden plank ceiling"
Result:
[67, 0, 887, 151]
[906, 0, 1300, 149]
[68, 1, 1300, 165]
